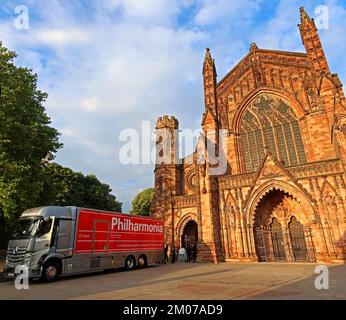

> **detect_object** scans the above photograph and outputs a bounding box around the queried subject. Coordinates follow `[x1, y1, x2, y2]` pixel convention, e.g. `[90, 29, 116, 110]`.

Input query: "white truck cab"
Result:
[5, 206, 76, 281]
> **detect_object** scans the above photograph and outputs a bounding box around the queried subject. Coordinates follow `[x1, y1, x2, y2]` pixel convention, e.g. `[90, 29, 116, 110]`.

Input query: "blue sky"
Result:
[1, 0, 346, 211]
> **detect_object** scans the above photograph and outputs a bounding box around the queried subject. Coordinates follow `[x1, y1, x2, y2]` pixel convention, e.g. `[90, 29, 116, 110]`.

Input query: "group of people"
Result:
[164, 243, 197, 264]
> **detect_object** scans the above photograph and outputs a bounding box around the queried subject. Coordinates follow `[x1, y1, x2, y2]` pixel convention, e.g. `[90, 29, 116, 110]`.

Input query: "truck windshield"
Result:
[12, 217, 41, 240]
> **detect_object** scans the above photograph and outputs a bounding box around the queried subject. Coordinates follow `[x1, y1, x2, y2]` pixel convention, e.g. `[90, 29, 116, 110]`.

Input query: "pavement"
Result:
[0, 262, 345, 300]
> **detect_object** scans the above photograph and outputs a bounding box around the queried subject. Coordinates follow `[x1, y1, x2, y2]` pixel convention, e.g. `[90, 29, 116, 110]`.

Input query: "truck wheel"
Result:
[41, 261, 59, 282]
[138, 255, 147, 268]
[125, 256, 136, 271]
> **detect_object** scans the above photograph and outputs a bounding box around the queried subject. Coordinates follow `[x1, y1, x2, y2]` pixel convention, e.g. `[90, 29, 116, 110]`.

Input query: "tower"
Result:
[198, 48, 224, 262]
[151, 115, 180, 248]
[297, 6, 338, 162]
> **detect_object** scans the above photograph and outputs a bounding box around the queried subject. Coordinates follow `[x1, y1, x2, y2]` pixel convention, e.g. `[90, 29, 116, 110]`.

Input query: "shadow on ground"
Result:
[245, 263, 346, 300]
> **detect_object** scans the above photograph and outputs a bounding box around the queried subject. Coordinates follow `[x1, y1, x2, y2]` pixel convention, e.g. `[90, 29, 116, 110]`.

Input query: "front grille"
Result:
[6, 246, 27, 264]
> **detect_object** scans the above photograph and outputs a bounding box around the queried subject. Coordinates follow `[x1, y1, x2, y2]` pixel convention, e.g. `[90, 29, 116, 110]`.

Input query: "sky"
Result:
[1, 0, 346, 211]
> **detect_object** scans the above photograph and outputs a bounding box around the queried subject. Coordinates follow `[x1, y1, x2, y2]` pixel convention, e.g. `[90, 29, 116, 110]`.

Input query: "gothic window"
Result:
[240, 94, 306, 172]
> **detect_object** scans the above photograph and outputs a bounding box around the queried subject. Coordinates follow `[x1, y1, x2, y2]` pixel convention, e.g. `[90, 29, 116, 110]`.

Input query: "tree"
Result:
[41, 163, 122, 212]
[0, 42, 62, 246]
[130, 188, 155, 216]
[0, 43, 123, 248]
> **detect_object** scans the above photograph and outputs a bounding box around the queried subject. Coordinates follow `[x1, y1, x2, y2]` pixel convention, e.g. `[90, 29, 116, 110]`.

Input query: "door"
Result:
[254, 226, 271, 262]
[289, 216, 308, 261]
[92, 220, 110, 255]
[56, 219, 73, 256]
[91, 220, 111, 269]
[34, 217, 54, 252]
[271, 218, 286, 261]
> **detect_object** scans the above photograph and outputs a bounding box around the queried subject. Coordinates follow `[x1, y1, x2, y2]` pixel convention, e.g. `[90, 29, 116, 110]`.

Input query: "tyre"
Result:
[41, 260, 59, 282]
[125, 256, 136, 271]
[138, 255, 147, 268]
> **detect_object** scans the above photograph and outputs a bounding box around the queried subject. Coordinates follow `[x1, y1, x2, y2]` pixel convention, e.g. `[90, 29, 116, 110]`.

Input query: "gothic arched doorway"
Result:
[254, 189, 288, 262]
[253, 188, 314, 262]
[181, 220, 198, 249]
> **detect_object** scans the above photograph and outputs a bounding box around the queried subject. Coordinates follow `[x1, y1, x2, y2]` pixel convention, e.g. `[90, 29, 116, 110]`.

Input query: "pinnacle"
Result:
[299, 6, 310, 22]
[205, 47, 213, 61]
[250, 43, 258, 52]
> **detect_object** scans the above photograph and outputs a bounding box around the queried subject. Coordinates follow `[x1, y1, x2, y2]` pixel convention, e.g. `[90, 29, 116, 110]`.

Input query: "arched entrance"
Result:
[181, 220, 198, 249]
[253, 188, 314, 262]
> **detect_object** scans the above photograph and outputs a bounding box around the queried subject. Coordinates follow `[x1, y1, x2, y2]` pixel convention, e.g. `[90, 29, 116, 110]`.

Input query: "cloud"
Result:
[194, 0, 260, 25]
[105, 0, 181, 21]
[81, 97, 100, 112]
[249, 0, 304, 52]
[35, 29, 90, 46]
[1, 0, 346, 211]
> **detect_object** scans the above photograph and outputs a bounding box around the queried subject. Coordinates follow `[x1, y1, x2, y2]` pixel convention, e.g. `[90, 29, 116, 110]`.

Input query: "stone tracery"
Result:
[240, 94, 307, 172]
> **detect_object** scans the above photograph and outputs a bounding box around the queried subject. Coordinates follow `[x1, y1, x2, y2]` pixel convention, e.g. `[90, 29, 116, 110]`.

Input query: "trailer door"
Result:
[91, 219, 110, 255]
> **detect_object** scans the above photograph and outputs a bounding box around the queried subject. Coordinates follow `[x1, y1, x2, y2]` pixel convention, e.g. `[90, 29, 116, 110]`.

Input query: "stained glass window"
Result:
[240, 94, 306, 173]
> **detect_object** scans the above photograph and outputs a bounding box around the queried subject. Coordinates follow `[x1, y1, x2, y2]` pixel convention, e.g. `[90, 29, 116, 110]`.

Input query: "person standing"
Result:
[164, 243, 169, 264]
[171, 247, 176, 264]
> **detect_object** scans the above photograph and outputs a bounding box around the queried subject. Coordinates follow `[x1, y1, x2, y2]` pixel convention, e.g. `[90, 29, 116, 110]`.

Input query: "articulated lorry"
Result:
[4, 206, 164, 281]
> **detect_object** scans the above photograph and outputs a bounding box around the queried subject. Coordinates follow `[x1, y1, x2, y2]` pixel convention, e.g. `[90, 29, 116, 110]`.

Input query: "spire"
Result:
[202, 47, 218, 118]
[203, 47, 217, 76]
[298, 7, 330, 75]
[299, 6, 310, 22]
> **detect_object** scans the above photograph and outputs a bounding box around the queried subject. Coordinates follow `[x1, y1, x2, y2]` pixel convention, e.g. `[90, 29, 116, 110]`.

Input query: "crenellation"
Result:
[156, 115, 179, 130]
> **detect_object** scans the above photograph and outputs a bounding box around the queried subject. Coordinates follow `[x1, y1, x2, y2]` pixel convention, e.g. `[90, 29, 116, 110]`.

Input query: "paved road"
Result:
[0, 262, 345, 300]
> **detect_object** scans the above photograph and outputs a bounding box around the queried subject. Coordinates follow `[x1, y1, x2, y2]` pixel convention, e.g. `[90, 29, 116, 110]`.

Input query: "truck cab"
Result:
[5, 206, 76, 281]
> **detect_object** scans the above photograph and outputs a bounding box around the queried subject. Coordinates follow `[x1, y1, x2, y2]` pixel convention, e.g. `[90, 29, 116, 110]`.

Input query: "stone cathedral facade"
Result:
[151, 8, 346, 263]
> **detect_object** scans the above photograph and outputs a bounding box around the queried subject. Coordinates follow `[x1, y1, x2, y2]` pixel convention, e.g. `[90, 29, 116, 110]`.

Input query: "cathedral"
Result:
[150, 7, 346, 263]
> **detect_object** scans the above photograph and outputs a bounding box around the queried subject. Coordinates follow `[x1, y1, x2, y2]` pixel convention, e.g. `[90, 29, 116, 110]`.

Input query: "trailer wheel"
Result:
[125, 256, 136, 271]
[138, 255, 147, 268]
[41, 260, 59, 282]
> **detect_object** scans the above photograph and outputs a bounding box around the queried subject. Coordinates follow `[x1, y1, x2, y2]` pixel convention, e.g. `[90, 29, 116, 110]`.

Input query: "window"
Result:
[12, 217, 40, 239]
[240, 94, 306, 172]
[36, 218, 53, 238]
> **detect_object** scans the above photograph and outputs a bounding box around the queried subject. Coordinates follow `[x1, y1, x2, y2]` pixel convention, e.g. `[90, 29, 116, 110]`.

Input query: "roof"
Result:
[217, 48, 309, 89]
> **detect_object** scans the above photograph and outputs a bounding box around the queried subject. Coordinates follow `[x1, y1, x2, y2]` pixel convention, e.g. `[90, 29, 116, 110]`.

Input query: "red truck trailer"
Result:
[5, 206, 164, 281]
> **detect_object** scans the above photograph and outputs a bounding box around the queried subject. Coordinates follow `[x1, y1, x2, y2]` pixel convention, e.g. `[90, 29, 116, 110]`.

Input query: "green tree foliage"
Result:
[0, 43, 122, 247]
[130, 188, 155, 216]
[41, 163, 122, 212]
[0, 42, 62, 245]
